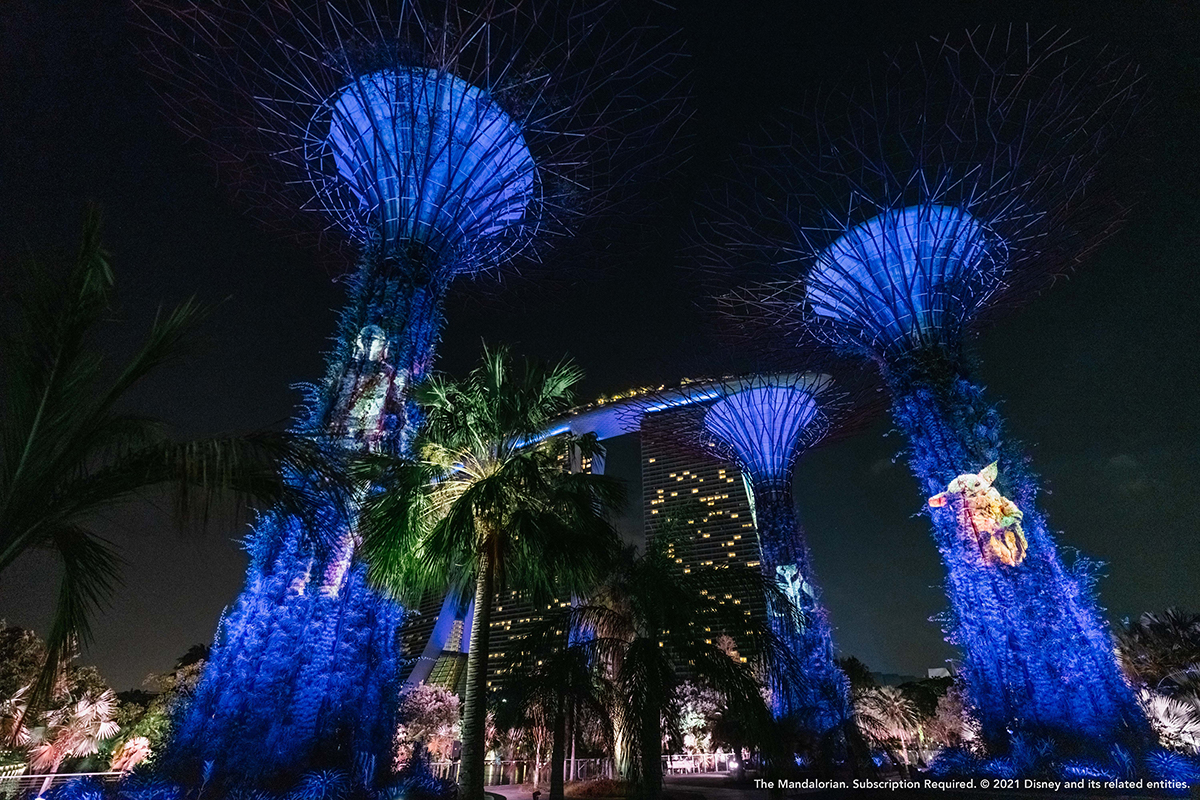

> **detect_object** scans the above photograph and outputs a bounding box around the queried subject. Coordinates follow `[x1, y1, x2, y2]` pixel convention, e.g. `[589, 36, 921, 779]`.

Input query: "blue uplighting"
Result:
[701, 375, 829, 487]
[807, 205, 1001, 353]
[322, 68, 537, 268]
[891, 377, 1149, 751]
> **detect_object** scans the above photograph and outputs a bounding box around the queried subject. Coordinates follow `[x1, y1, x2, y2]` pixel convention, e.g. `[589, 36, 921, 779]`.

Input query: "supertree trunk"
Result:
[752, 486, 852, 737]
[165, 248, 447, 790]
[884, 361, 1146, 752]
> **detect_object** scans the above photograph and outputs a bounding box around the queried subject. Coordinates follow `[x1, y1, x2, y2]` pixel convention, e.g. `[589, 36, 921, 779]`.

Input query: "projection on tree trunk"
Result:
[928, 462, 1027, 568]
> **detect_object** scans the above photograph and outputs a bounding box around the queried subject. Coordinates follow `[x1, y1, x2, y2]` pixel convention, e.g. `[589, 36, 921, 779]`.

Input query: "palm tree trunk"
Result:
[533, 738, 542, 790]
[642, 710, 662, 800]
[550, 690, 568, 799]
[458, 551, 495, 800]
[569, 704, 578, 781]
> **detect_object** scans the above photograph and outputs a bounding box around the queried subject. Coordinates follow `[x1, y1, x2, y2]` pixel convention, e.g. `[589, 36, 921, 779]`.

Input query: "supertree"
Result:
[707, 28, 1152, 759]
[135, 0, 684, 789]
[627, 364, 880, 760]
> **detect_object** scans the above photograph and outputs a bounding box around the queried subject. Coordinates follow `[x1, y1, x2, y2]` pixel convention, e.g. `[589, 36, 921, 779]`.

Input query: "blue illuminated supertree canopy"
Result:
[701, 375, 827, 491]
[320, 67, 537, 267]
[707, 28, 1160, 772]
[633, 369, 879, 754]
[136, 0, 685, 791]
[805, 204, 1001, 359]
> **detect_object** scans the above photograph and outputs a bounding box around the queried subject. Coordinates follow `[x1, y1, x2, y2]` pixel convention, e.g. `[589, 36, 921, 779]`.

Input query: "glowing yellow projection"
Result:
[929, 462, 1027, 567]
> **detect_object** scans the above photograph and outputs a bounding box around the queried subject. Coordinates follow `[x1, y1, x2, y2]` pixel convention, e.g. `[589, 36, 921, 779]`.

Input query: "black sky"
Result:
[1, 0, 1198, 691]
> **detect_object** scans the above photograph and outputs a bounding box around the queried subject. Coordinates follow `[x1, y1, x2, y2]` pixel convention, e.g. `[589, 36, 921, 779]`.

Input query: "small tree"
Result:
[924, 684, 975, 750]
[1117, 609, 1200, 692]
[1117, 609, 1200, 755]
[568, 529, 802, 800]
[500, 632, 614, 799]
[854, 686, 920, 775]
[110, 645, 208, 768]
[29, 688, 120, 784]
[396, 684, 461, 764]
[678, 683, 721, 753]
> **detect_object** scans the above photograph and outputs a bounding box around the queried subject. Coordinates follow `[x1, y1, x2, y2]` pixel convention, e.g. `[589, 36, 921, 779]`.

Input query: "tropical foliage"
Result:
[395, 684, 461, 764]
[1117, 608, 1200, 692]
[854, 686, 921, 774]
[558, 529, 803, 799]
[111, 645, 208, 769]
[498, 629, 615, 798]
[0, 210, 349, 713]
[0, 624, 117, 767]
[0, 626, 213, 776]
[359, 346, 626, 800]
[1118, 609, 1200, 754]
[29, 689, 120, 773]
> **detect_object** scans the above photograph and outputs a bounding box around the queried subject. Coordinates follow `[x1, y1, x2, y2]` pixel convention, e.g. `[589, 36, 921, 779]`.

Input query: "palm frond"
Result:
[27, 525, 123, 714]
[2, 208, 360, 732]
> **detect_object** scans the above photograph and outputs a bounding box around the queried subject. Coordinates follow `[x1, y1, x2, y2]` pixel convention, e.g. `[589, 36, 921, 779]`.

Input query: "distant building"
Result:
[641, 410, 763, 664]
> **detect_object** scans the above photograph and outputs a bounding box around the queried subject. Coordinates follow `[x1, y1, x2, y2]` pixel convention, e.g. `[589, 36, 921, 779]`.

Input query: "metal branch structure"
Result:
[708, 28, 1151, 761]
[136, 0, 685, 790]
[626, 366, 880, 751]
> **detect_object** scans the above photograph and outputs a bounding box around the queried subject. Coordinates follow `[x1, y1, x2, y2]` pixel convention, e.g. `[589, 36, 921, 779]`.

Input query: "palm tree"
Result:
[1117, 609, 1200, 691]
[854, 686, 921, 775]
[500, 627, 614, 799]
[359, 346, 625, 800]
[1, 209, 348, 716]
[566, 526, 804, 800]
[29, 687, 120, 792]
[1119, 610, 1200, 755]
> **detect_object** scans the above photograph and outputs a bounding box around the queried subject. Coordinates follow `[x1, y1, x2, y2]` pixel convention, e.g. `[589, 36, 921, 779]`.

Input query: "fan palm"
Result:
[1138, 689, 1200, 754]
[29, 688, 120, 774]
[359, 346, 625, 800]
[0, 209, 348, 716]
[1117, 609, 1200, 691]
[854, 686, 921, 774]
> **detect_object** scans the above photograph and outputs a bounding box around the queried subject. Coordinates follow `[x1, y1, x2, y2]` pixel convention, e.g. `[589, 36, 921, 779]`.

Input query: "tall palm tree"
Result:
[0, 209, 347, 716]
[568, 526, 804, 800]
[359, 346, 625, 800]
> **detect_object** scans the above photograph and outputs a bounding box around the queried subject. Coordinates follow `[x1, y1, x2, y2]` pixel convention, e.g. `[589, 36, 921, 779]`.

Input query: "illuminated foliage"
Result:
[891, 376, 1146, 749]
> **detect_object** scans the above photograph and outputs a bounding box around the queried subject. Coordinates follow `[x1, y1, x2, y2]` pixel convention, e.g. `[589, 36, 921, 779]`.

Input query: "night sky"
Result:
[2, 0, 1198, 692]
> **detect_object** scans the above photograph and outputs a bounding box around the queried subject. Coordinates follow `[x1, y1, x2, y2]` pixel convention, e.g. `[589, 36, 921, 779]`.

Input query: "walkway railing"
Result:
[431, 757, 613, 786]
[429, 753, 730, 786]
[661, 752, 735, 774]
[0, 771, 122, 799]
